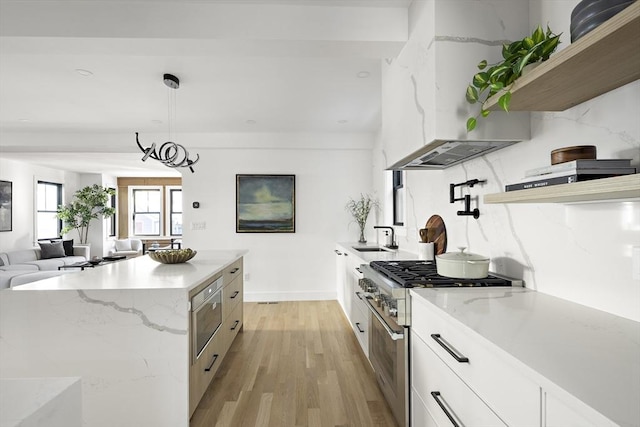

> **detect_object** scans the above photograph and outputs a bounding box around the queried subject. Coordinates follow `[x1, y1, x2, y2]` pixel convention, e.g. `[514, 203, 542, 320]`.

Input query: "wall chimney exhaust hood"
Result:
[387, 139, 521, 170]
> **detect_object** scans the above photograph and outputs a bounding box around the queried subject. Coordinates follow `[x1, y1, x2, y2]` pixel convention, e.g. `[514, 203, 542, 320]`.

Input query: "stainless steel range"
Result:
[358, 260, 523, 427]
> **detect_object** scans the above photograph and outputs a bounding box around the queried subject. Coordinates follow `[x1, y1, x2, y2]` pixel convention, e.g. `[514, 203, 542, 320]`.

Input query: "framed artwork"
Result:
[0, 180, 12, 232]
[236, 174, 295, 233]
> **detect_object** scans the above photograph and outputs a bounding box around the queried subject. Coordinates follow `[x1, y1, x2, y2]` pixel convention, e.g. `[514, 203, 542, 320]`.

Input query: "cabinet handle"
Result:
[431, 334, 469, 363]
[230, 267, 239, 274]
[230, 290, 240, 299]
[230, 320, 240, 331]
[335, 250, 343, 255]
[355, 322, 365, 333]
[431, 391, 460, 427]
[355, 267, 362, 273]
[204, 354, 219, 372]
[356, 291, 364, 300]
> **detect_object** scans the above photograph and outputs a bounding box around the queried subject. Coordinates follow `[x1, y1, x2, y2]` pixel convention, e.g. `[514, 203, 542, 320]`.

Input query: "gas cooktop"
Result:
[369, 260, 520, 288]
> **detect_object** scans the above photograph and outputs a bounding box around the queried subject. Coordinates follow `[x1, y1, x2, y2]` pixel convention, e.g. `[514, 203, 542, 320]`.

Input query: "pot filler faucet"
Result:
[374, 226, 398, 249]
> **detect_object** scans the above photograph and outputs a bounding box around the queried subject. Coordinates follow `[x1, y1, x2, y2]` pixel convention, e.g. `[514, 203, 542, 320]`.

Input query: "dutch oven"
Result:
[436, 247, 489, 279]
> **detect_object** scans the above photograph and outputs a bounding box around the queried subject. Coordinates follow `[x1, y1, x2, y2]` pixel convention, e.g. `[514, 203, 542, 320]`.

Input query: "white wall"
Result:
[376, 0, 640, 321]
[181, 133, 375, 301]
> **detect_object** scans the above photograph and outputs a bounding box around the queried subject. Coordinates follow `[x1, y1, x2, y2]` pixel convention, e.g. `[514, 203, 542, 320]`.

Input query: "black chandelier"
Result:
[135, 74, 199, 173]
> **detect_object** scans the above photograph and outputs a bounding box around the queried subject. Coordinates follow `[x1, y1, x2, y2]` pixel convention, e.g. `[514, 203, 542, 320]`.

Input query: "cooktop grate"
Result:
[369, 260, 515, 288]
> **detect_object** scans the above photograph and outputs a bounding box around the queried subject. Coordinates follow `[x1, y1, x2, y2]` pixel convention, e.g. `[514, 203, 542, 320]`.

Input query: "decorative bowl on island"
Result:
[148, 248, 197, 264]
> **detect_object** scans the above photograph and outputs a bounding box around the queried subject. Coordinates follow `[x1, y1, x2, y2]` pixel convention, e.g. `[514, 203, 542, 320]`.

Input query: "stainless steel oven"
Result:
[362, 290, 408, 427]
[191, 276, 223, 364]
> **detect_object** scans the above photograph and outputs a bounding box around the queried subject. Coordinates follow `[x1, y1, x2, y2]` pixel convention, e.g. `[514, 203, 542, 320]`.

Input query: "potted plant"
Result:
[465, 25, 561, 132]
[346, 194, 379, 243]
[56, 184, 116, 244]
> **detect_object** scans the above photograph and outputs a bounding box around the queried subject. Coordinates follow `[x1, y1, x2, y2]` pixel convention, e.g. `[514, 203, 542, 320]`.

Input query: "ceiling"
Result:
[0, 0, 410, 176]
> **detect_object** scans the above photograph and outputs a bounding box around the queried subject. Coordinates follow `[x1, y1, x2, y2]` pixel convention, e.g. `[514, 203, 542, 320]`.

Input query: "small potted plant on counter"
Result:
[346, 193, 379, 243]
[465, 25, 561, 132]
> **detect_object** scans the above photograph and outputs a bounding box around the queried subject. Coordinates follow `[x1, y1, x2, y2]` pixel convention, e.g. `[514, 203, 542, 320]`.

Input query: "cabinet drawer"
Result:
[350, 292, 369, 358]
[224, 258, 243, 286]
[412, 296, 540, 426]
[189, 329, 224, 415]
[411, 330, 507, 426]
[224, 301, 243, 353]
[223, 274, 243, 320]
[411, 388, 439, 427]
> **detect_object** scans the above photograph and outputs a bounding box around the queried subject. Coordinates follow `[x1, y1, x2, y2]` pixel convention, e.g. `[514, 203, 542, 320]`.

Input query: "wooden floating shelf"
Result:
[484, 174, 640, 204]
[485, 2, 640, 112]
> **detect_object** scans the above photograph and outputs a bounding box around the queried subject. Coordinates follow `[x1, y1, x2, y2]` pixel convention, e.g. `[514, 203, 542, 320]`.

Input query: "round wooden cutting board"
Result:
[425, 215, 447, 255]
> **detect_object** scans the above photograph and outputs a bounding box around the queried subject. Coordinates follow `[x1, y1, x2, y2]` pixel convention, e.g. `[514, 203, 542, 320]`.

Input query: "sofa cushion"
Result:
[10, 271, 68, 288]
[6, 249, 39, 265]
[38, 241, 66, 259]
[114, 239, 133, 251]
[0, 264, 39, 272]
[1, 270, 41, 289]
[23, 259, 66, 270]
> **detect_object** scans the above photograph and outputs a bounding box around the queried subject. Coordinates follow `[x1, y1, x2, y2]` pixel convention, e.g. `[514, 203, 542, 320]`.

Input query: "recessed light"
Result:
[246, 119, 257, 125]
[75, 69, 94, 76]
[18, 118, 29, 122]
[338, 120, 348, 124]
[152, 119, 163, 124]
[356, 71, 371, 78]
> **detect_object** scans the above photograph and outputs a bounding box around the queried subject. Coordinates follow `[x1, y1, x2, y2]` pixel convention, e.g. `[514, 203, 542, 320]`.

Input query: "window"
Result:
[128, 185, 182, 237]
[106, 189, 116, 237]
[392, 170, 405, 226]
[168, 187, 182, 236]
[37, 181, 62, 240]
[132, 188, 161, 236]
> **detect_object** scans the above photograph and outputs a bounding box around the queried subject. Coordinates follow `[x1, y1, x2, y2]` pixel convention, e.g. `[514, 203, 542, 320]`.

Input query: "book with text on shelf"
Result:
[505, 171, 637, 192]
[524, 159, 633, 177]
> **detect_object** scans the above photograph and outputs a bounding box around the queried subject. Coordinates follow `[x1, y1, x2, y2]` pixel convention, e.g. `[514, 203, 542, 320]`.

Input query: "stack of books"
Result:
[505, 159, 636, 192]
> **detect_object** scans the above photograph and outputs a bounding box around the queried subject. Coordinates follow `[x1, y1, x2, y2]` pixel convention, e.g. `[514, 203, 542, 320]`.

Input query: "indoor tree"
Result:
[56, 184, 115, 244]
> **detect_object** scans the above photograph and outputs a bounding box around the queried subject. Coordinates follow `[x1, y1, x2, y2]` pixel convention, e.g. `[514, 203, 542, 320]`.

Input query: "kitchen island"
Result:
[0, 250, 246, 427]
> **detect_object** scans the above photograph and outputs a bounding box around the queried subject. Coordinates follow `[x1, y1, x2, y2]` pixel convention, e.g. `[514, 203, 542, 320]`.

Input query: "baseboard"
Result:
[244, 290, 337, 302]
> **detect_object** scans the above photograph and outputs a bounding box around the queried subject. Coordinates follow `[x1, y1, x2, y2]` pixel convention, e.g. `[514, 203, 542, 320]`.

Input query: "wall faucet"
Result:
[374, 226, 398, 249]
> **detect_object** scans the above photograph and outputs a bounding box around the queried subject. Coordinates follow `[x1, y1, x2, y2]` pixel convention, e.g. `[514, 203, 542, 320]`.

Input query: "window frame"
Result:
[36, 180, 63, 240]
[166, 186, 183, 237]
[392, 170, 405, 227]
[129, 186, 163, 237]
[106, 189, 116, 237]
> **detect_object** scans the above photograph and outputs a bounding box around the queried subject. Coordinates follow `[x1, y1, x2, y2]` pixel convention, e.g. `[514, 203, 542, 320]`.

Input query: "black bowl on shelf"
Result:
[570, 0, 634, 42]
[88, 258, 103, 265]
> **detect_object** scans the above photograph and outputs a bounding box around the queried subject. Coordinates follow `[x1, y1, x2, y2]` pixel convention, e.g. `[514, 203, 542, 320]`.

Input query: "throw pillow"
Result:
[49, 239, 74, 256]
[114, 239, 132, 251]
[0, 258, 4, 266]
[39, 241, 66, 259]
[62, 239, 74, 256]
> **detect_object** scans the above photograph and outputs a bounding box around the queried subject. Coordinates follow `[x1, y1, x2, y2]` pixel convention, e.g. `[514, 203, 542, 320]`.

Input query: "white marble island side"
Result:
[0, 250, 247, 427]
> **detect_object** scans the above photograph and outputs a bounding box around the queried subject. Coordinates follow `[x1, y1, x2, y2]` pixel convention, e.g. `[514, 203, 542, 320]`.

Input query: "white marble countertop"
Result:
[13, 250, 247, 292]
[0, 377, 81, 427]
[337, 242, 418, 262]
[410, 288, 640, 427]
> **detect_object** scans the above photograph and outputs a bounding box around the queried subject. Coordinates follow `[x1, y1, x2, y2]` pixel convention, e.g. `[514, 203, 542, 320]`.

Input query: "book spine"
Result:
[506, 174, 582, 191]
[524, 160, 632, 177]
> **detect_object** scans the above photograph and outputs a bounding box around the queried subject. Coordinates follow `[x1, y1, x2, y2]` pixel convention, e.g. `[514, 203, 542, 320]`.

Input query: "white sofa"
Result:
[0, 245, 89, 289]
[108, 238, 143, 258]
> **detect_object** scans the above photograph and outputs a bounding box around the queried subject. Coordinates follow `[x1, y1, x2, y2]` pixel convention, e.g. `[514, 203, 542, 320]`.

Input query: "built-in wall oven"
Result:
[360, 260, 522, 427]
[191, 276, 223, 365]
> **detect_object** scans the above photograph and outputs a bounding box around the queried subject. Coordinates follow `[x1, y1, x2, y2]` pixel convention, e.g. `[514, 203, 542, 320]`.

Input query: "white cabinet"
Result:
[335, 245, 347, 311]
[411, 330, 507, 426]
[412, 294, 540, 426]
[410, 288, 640, 427]
[349, 267, 369, 358]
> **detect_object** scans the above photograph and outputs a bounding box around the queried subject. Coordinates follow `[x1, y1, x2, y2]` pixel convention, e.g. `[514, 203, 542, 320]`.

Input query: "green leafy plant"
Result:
[346, 194, 379, 243]
[56, 184, 116, 244]
[466, 25, 561, 132]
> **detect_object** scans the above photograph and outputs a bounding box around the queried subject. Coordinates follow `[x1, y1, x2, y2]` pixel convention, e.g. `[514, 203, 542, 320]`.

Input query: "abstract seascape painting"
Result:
[236, 174, 295, 233]
[0, 180, 11, 232]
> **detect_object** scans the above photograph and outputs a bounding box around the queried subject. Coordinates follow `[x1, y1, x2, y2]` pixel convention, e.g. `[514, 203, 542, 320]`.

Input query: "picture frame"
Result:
[0, 180, 12, 232]
[236, 174, 295, 233]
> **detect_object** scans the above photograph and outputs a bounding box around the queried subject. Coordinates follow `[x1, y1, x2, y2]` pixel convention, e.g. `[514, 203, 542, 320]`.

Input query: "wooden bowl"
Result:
[551, 145, 597, 165]
[148, 249, 197, 264]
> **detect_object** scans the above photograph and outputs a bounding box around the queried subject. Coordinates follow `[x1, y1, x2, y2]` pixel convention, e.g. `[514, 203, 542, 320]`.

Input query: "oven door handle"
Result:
[360, 293, 404, 341]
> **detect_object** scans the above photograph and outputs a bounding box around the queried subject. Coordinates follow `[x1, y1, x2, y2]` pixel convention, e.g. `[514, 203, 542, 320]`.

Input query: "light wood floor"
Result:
[190, 300, 398, 427]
